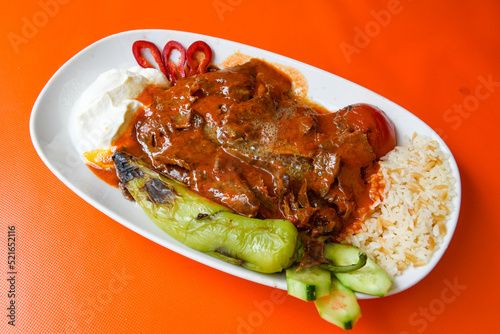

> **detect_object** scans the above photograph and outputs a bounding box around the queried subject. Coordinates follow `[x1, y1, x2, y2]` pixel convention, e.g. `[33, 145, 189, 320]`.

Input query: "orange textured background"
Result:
[1, 0, 499, 333]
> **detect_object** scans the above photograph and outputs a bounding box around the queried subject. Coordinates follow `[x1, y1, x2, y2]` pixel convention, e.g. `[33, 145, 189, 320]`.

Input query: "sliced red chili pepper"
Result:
[132, 40, 168, 77]
[186, 41, 213, 77]
[162, 41, 187, 85]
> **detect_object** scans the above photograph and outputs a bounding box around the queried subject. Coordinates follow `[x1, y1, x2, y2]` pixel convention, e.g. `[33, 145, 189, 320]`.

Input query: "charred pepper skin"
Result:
[113, 152, 303, 274]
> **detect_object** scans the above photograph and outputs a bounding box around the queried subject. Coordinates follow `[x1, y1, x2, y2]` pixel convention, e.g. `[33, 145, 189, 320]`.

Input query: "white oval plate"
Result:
[30, 29, 461, 298]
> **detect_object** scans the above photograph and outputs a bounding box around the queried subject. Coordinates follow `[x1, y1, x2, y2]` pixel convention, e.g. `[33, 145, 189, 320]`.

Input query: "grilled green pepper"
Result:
[113, 152, 302, 273]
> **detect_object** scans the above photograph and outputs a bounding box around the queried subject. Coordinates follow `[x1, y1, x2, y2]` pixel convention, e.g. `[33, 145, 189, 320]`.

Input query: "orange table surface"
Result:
[1, 0, 499, 333]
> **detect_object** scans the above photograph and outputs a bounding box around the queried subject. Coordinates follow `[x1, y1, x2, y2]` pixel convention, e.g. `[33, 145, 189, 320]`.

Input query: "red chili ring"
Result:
[132, 40, 168, 77]
[162, 41, 187, 85]
[186, 41, 213, 77]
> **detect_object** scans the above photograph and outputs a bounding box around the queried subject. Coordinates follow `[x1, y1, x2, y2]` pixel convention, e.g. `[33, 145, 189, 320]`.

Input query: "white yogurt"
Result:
[71, 66, 170, 156]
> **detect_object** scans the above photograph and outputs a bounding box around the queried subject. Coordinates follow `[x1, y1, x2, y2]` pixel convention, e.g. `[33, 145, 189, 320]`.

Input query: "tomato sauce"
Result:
[83, 149, 119, 187]
[103, 58, 396, 248]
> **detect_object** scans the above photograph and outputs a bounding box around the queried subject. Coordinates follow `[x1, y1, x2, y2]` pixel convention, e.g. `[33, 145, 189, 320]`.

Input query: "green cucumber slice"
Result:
[324, 243, 392, 297]
[286, 266, 331, 301]
[314, 276, 361, 330]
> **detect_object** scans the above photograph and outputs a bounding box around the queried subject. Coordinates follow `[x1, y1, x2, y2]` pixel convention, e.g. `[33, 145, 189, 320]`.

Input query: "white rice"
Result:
[341, 133, 456, 278]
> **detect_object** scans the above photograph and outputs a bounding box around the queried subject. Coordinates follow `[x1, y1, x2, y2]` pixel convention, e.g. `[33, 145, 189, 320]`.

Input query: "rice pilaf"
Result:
[341, 133, 456, 279]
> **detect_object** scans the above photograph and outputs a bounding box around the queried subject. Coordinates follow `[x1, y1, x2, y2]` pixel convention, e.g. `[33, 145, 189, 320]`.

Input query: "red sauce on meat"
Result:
[106, 59, 396, 243]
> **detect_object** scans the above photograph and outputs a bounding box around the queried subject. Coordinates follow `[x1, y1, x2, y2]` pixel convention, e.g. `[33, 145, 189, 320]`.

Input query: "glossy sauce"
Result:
[109, 59, 396, 245]
[83, 149, 118, 187]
